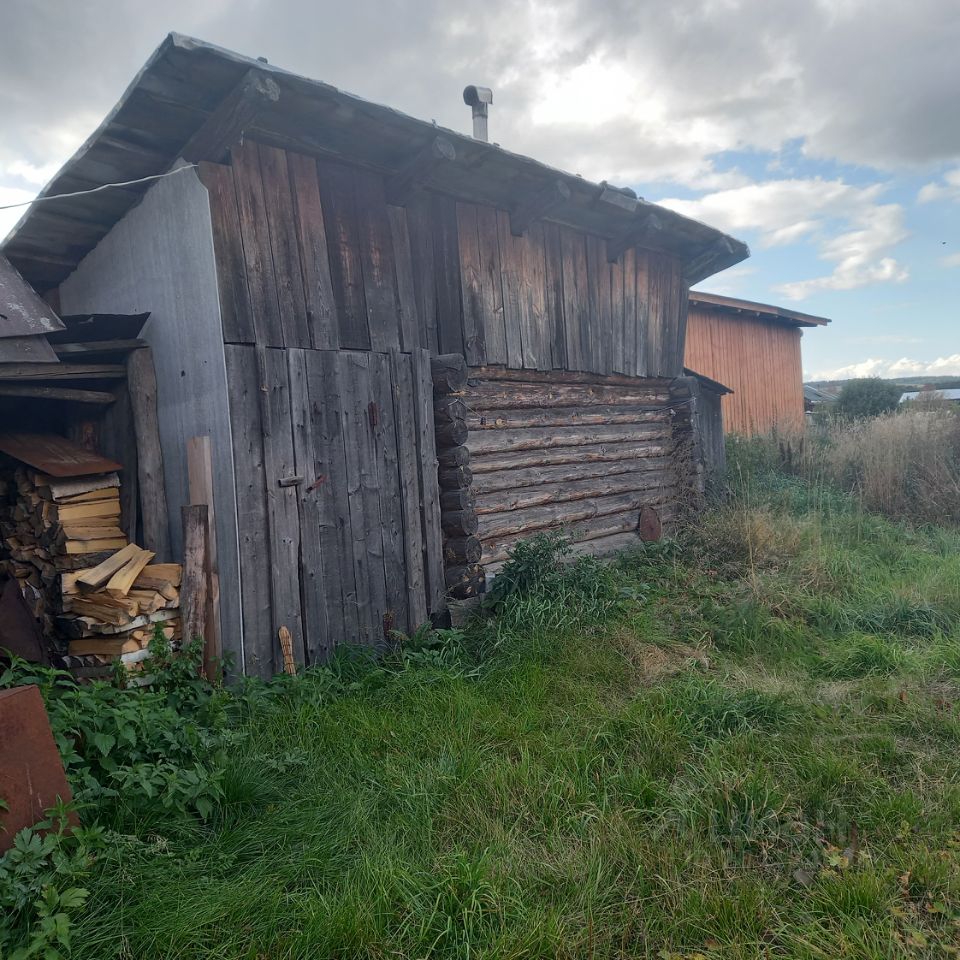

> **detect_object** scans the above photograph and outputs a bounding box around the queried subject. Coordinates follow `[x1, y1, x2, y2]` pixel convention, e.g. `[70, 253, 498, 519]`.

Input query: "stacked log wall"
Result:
[458, 368, 683, 571]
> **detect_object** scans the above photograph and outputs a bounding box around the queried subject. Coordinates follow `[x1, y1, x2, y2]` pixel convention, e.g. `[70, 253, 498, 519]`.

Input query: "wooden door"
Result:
[225, 345, 443, 677]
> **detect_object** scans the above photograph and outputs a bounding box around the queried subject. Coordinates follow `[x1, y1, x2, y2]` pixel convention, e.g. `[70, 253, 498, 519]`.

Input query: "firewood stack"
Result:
[0, 465, 182, 675]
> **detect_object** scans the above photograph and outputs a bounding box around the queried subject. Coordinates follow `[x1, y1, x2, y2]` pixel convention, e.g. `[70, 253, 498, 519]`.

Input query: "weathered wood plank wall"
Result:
[225, 346, 441, 677]
[434, 366, 681, 575]
[202, 143, 688, 377]
[684, 306, 804, 434]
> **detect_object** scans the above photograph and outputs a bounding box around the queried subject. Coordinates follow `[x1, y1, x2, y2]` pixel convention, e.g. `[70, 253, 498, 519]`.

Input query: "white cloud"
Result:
[918, 167, 960, 203]
[813, 354, 960, 380]
[658, 178, 908, 300]
[940, 252, 960, 267]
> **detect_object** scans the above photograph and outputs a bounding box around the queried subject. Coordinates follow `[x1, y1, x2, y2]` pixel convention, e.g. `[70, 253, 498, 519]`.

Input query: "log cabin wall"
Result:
[432, 363, 683, 588]
[200, 140, 689, 379]
[684, 305, 805, 435]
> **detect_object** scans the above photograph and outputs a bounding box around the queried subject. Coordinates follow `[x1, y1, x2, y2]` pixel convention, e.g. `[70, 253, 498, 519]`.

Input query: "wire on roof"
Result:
[0, 163, 199, 211]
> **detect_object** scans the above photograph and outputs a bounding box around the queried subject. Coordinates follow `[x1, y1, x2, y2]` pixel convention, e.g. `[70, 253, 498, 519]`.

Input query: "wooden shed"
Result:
[684, 292, 830, 435]
[3, 34, 748, 677]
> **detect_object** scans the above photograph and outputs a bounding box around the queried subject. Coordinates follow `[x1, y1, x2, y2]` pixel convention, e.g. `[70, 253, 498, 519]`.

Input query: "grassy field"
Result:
[6, 466, 960, 958]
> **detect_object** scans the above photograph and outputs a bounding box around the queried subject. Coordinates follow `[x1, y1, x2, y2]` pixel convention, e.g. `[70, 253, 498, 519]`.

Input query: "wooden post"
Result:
[187, 436, 222, 680]
[180, 505, 209, 670]
[127, 347, 171, 561]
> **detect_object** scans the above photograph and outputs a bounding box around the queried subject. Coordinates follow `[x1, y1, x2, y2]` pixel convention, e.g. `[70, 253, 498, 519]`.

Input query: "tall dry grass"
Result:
[811, 408, 960, 525]
[732, 408, 960, 527]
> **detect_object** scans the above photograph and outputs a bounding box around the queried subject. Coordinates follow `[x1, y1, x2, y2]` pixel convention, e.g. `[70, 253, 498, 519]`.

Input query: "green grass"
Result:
[11, 471, 960, 958]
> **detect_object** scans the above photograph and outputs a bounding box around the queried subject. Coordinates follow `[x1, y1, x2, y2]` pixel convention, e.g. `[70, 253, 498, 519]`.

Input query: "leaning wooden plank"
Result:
[187, 436, 222, 678]
[126, 346, 170, 561]
[105, 547, 155, 599]
[0, 385, 116, 404]
[75, 543, 142, 591]
[181, 504, 209, 648]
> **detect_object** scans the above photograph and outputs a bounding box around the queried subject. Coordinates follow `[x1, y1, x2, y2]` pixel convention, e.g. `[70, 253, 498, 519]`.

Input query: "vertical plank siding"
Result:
[205, 142, 686, 378]
[684, 306, 806, 434]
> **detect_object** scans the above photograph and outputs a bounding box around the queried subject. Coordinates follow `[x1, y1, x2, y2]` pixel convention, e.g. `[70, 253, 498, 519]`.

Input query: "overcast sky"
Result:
[2, 0, 958, 380]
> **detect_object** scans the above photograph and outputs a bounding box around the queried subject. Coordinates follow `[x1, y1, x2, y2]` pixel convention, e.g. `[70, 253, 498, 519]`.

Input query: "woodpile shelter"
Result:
[3, 34, 748, 677]
[684, 292, 831, 435]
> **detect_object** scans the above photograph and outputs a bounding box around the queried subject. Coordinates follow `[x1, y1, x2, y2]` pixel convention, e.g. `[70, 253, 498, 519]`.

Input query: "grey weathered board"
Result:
[224, 346, 442, 672]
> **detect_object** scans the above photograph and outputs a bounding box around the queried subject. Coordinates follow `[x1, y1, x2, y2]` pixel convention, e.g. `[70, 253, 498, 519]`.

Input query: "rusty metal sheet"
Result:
[0, 432, 122, 477]
[0, 255, 65, 337]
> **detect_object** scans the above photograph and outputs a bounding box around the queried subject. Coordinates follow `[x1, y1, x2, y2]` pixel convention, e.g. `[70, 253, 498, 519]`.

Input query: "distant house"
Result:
[803, 382, 839, 413]
[684, 292, 831, 434]
[900, 388, 960, 405]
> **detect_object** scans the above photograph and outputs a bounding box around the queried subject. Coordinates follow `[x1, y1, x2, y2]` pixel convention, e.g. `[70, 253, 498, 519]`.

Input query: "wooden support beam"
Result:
[126, 347, 171, 561]
[180, 69, 281, 163]
[187, 436, 221, 681]
[180, 504, 209, 657]
[385, 136, 456, 206]
[606, 212, 664, 263]
[53, 339, 146, 356]
[0, 385, 116, 404]
[683, 236, 744, 285]
[596, 181, 639, 214]
[509, 179, 571, 236]
[0, 362, 125, 381]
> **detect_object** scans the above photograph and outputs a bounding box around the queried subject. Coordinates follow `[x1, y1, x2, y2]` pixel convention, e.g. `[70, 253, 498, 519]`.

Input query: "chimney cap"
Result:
[463, 85, 493, 107]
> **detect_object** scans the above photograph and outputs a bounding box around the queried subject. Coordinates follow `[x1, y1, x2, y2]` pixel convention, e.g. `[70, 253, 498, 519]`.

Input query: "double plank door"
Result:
[225, 346, 443, 677]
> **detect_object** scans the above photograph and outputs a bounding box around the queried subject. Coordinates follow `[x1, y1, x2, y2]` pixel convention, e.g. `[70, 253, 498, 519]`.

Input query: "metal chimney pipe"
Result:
[462, 85, 493, 142]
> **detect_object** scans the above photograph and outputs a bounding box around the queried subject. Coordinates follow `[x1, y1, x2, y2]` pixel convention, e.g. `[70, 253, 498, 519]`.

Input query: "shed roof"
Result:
[900, 389, 960, 403]
[689, 291, 830, 328]
[683, 367, 733, 395]
[2, 33, 748, 293]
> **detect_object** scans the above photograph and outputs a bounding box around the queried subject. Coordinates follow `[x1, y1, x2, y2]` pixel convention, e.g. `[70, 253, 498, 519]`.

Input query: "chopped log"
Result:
[440, 489, 475, 512]
[278, 626, 296, 676]
[430, 354, 468, 395]
[443, 536, 482, 565]
[435, 420, 468, 447]
[105, 547, 155, 598]
[53, 500, 121, 522]
[441, 507, 478, 536]
[136, 563, 182, 587]
[438, 465, 473, 489]
[76, 543, 141, 591]
[434, 396, 468, 424]
[64, 537, 127, 555]
[444, 564, 485, 600]
[438, 445, 471, 468]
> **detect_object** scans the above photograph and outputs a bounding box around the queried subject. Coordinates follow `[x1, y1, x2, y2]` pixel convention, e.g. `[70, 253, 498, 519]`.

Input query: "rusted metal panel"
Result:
[0, 432, 123, 477]
[0, 685, 78, 854]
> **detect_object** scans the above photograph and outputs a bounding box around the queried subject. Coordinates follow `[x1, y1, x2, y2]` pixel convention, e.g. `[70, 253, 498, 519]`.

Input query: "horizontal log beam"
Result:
[0, 384, 117, 404]
[444, 536, 482, 565]
[438, 445, 471, 468]
[435, 420, 468, 447]
[468, 366, 671, 388]
[441, 507, 478, 536]
[606, 212, 664, 263]
[476, 484, 677, 540]
[385, 136, 457, 206]
[438, 465, 473, 489]
[434, 395, 468, 425]
[0, 362, 126, 381]
[468, 405, 670, 431]
[181, 69, 281, 163]
[474, 468, 674, 514]
[462, 383, 672, 411]
[469, 439, 670, 474]
[466, 422, 670, 456]
[509, 179, 570, 236]
[472, 454, 669, 496]
[440, 489, 476, 512]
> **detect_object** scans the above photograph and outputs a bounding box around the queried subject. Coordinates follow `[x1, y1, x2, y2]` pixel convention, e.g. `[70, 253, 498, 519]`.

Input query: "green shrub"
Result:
[835, 378, 903, 421]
